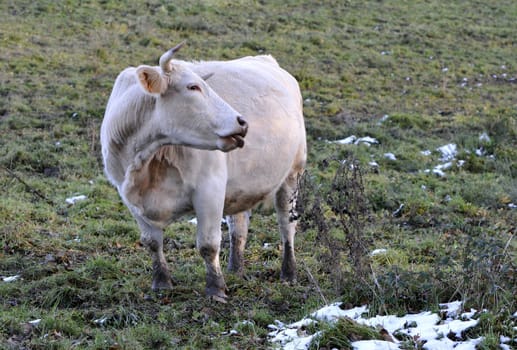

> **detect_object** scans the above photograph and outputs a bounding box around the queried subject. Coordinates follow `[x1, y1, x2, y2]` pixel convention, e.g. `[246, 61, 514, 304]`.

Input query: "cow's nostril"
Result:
[237, 116, 248, 137]
[237, 116, 247, 127]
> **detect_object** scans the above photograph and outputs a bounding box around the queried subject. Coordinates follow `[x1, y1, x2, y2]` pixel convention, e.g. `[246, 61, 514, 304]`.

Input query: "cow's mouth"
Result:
[217, 127, 247, 151]
[230, 134, 245, 148]
[220, 134, 245, 149]
[218, 118, 247, 151]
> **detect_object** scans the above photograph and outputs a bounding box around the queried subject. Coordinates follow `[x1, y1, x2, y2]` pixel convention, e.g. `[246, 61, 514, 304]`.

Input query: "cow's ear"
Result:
[136, 66, 167, 94]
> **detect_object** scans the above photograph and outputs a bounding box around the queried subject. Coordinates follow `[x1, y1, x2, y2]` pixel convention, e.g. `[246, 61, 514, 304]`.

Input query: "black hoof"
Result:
[206, 286, 228, 303]
[152, 270, 173, 291]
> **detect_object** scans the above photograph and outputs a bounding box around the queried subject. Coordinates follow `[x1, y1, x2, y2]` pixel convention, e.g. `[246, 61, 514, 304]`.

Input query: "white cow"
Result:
[101, 43, 306, 301]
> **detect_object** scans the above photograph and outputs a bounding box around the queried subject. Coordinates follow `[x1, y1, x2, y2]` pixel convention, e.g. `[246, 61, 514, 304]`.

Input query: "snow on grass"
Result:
[28, 319, 41, 326]
[2, 275, 21, 282]
[370, 249, 388, 256]
[479, 132, 490, 143]
[330, 136, 496, 178]
[332, 135, 379, 146]
[268, 301, 487, 350]
[65, 194, 87, 205]
[423, 143, 462, 177]
[383, 153, 397, 161]
[437, 143, 457, 162]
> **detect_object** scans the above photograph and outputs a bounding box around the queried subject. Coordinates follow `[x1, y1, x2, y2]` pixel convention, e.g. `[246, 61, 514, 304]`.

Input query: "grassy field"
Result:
[1, 0, 515, 349]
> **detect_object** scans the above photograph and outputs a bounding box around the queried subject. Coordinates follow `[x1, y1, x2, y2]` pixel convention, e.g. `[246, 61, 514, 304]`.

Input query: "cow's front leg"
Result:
[136, 217, 173, 290]
[226, 211, 250, 276]
[197, 221, 227, 301]
[199, 239, 227, 302]
[194, 177, 227, 302]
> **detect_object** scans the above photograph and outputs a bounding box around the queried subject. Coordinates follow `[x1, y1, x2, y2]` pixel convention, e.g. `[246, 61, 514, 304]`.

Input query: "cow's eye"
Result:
[187, 84, 201, 92]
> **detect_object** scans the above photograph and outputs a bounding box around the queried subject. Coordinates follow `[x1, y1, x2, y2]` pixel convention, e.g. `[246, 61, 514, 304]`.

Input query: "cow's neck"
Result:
[130, 114, 184, 171]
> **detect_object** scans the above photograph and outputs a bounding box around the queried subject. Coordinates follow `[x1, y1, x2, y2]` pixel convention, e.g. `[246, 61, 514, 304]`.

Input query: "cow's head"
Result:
[135, 43, 247, 152]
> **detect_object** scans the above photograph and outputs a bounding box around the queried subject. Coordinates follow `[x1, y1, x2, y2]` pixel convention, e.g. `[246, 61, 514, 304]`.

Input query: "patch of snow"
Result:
[508, 203, 516, 209]
[334, 135, 357, 144]
[65, 195, 87, 205]
[392, 203, 404, 217]
[332, 136, 379, 146]
[188, 217, 227, 226]
[353, 340, 400, 350]
[425, 161, 454, 177]
[2, 275, 21, 282]
[356, 136, 379, 146]
[269, 301, 486, 350]
[222, 329, 238, 336]
[269, 320, 286, 330]
[289, 318, 317, 329]
[437, 144, 457, 162]
[461, 309, 478, 319]
[93, 317, 108, 325]
[188, 218, 198, 225]
[384, 153, 397, 161]
[369, 161, 379, 168]
[363, 311, 440, 335]
[439, 300, 463, 318]
[379, 114, 390, 123]
[28, 319, 41, 326]
[371, 249, 387, 256]
[437, 162, 452, 170]
[424, 168, 446, 177]
[421, 150, 431, 156]
[500, 335, 511, 343]
[479, 132, 490, 142]
[312, 304, 368, 322]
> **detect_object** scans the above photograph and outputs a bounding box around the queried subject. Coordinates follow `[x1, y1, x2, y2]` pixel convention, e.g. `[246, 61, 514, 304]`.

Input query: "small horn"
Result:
[201, 72, 214, 81]
[159, 41, 186, 74]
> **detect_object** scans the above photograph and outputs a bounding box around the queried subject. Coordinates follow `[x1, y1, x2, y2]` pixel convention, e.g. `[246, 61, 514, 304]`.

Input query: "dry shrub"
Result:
[297, 157, 374, 297]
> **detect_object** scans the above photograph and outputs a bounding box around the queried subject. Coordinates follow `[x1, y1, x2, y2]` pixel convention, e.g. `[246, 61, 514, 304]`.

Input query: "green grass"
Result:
[1, 0, 516, 348]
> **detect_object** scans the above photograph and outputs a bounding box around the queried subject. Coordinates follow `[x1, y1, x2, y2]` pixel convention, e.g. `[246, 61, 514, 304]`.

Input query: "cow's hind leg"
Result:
[136, 217, 173, 290]
[275, 172, 300, 283]
[226, 211, 250, 276]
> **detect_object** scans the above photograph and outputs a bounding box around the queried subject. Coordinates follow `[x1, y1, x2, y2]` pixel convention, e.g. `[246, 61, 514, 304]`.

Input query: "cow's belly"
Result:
[224, 152, 293, 215]
[223, 189, 273, 215]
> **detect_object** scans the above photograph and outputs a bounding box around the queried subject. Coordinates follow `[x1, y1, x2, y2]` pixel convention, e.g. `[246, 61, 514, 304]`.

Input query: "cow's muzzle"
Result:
[218, 116, 248, 151]
[234, 116, 248, 146]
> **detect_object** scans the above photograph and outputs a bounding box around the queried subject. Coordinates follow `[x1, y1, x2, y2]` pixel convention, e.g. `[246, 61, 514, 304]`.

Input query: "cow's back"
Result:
[189, 56, 306, 214]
